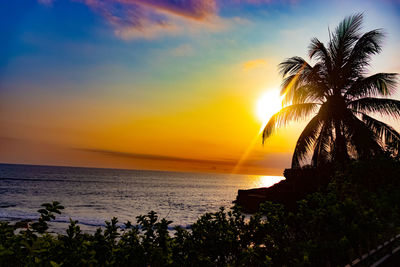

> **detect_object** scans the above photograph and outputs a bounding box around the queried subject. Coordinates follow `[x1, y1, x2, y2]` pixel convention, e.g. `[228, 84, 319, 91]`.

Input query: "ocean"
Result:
[0, 163, 284, 232]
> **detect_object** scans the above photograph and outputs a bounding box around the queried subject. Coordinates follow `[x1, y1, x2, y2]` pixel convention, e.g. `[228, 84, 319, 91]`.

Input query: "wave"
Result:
[0, 204, 17, 208]
[0, 212, 192, 231]
[0, 177, 113, 184]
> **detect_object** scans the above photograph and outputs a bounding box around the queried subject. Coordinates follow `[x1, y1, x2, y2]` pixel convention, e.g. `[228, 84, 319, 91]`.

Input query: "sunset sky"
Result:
[1, 0, 400, 175]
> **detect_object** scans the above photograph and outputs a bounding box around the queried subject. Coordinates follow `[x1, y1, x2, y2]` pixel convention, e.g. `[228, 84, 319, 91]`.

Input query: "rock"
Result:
[234, 167, 332, 212]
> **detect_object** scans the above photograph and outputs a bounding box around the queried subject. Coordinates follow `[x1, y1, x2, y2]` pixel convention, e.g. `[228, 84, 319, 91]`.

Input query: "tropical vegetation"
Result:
[1, 157, 399, 266]
[263, 13, 400, 168]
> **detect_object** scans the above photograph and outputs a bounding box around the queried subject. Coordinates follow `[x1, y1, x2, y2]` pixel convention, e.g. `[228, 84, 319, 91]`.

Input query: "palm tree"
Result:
[262, 13, 400, 168]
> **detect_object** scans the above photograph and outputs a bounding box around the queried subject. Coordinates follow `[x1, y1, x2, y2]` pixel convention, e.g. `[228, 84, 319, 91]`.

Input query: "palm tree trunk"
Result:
[333, 121, 348, 165]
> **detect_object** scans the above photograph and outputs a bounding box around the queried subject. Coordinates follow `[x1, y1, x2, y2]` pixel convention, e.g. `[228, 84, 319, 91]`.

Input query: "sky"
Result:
[1, 0, 400, 175]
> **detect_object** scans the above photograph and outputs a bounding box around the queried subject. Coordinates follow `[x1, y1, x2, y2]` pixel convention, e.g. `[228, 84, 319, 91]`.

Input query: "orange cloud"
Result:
[242, 59, 267, 71]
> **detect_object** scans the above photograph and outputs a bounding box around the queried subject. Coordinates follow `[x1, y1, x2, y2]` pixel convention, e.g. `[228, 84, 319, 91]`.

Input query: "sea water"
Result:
[0, 163, 284, 232]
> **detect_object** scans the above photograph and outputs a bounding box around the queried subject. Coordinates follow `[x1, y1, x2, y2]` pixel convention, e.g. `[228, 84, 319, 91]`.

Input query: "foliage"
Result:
[263, 13, 400, 168]
[1, 159, 400, 266]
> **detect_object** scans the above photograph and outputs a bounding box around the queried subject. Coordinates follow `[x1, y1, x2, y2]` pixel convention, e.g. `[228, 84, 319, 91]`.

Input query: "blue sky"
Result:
[1, 0, 399, 174]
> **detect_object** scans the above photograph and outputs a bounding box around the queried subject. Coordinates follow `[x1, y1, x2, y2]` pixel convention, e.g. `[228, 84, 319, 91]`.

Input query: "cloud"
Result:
[38, 0, 299, 40]
[242, 59, 267, 71]
[80, 148, 238, 165]
[75, 148, 287, 175]
[79, 0, 220, 39]
[230, 0, 299, 4]
[130, 0, 217, 20]
[115, 20, 179, 40]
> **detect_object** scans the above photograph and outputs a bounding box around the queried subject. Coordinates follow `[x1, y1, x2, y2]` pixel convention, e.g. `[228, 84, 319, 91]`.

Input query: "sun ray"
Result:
[231, 89, 283, 174]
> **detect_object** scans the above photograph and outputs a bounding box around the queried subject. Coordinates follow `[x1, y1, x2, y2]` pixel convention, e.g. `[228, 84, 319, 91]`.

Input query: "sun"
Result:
[256, 89, 283, 125]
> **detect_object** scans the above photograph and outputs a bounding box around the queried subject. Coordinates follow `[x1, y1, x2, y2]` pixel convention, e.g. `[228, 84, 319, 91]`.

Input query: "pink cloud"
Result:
[80, 0, 219, 39]
[38, 0, 299, 39]
[230, 0, 298, 3]
[125, 0, 217, 20]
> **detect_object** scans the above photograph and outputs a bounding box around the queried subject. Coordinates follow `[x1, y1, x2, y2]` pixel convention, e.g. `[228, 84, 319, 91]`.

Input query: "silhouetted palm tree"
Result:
[263, 13, 400, 168]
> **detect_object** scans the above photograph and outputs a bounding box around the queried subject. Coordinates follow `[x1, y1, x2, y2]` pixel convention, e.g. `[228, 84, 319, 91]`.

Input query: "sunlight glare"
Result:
[231, 90, 283, 174]
[256, 89, 283, 128]
[255, 175, 285, 188]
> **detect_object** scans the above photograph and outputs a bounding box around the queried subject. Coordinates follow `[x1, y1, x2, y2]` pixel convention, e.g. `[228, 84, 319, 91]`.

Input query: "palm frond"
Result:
[348, 98, 400, 118]
[344, 29, 384, 73]
[278, 56, 312, 77]
[291, 115, 323, 168]
[343, 111, 383, 158]
[280, 74, 301, 97]
[289, 84, 325, 105]
[279, 57, 313, 100]
[329, 13, 364, 66]
[280, 62, 329, 105]
[308, 37, 332, 72]
[345, 73, 398, 99]
[311, 121, 333, 166]
[262, 103, 319, 142]
[361, 113, 400, 149]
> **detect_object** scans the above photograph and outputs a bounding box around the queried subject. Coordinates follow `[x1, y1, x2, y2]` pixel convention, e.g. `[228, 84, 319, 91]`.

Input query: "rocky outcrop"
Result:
[235, 167, 333, 212]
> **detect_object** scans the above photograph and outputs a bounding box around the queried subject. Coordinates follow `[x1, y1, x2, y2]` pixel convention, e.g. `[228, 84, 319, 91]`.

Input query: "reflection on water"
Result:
[0, 164, 287, 232]
[249, 175, 285, 188]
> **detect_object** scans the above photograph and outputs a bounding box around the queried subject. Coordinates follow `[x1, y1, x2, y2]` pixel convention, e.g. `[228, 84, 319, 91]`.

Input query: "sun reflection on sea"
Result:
[249, 175, 285, 188]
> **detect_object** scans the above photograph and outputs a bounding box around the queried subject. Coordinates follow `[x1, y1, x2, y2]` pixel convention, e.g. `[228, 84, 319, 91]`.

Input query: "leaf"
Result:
[50, 261, 62, 267]
[37, 209, 48, 215]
